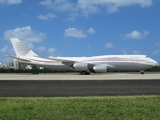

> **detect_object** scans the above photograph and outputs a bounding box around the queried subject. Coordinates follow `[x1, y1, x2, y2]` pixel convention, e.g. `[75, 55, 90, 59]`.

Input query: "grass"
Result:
[0, 96, 160, 120]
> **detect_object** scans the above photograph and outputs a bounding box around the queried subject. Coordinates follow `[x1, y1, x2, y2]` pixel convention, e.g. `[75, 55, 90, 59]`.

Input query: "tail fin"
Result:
[10, 38, 37, 57]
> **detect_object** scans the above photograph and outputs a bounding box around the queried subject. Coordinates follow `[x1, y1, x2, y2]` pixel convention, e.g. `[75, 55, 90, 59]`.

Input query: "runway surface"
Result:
[0, 73, 160, 97]
[0, 80, 160, 97]
[0, 73, 160, 80]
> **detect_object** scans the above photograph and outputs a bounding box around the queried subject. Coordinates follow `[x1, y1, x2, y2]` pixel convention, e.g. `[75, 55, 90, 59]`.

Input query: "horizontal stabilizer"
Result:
[8, 55, 31, 62]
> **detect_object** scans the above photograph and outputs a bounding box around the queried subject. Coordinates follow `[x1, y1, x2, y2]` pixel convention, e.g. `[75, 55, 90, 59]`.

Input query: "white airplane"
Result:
[9, 38, 158, 75]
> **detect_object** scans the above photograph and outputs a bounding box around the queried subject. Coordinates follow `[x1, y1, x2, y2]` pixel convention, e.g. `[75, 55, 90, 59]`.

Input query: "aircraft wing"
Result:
[35, 56, 74, 62]
[49, 57, 75, 63]
[35, 56, 75, 66]
[35, 56, 115, 68]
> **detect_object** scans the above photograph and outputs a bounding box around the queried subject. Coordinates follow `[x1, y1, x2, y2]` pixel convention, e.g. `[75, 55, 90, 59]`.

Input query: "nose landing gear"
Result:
[140, 69, 145, 75]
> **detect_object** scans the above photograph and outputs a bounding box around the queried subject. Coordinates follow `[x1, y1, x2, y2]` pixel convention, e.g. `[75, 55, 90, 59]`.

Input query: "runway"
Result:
[0, 73, 160, 80]
[0, 80, 160, 97]
[0, 73, 160, 97]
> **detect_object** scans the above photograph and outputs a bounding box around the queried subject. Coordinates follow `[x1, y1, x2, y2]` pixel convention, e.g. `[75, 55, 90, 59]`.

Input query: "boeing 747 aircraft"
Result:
[9, 38, 158, 75]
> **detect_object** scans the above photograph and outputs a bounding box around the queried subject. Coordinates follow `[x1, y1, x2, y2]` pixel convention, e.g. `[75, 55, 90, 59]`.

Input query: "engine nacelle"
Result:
[93, 66, 107, 73]
[73, 63, 88, 71]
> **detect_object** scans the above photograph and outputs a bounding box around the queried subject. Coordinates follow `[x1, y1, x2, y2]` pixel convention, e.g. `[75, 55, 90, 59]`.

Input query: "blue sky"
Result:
[0, 0, 160, 64]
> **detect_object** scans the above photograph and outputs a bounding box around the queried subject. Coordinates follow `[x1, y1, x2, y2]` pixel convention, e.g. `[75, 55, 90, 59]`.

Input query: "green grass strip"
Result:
[0, 96, 159, 120]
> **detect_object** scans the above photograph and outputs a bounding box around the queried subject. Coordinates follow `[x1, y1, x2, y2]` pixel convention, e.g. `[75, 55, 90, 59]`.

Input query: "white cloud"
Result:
[88, 27, 95, 34]
[64, 28, 87, 38]
[40, 0, 78, 21]
[120, 30, 149, 40]
[0, 45, 8, 53]
[105, 43, 115, 48]
[121, 49, 142, 54]
[48, 47, 56, 54]
[153, 50, 160, 54]
[38, 13, 57, 20]
[40, 0, 152, 17]
[107, 5, 119, 13]
[0, 0, 22, 5]
[87, 45, 91, 49]
[26, 42, 34, 49]
[132, 50, 142, 54]
[78, 1, 99, 16]
[78, 0, 152, 14]
[39, 0, 52, 6]
[40, 0, 77, 12]
[4, 26, 46, 42]
[121, 50, 128, 54]
[64, 13, 79, 22]
[156, 37, 160, 40]
[154, 43, 160, 47]
[37, 46, 46, 52]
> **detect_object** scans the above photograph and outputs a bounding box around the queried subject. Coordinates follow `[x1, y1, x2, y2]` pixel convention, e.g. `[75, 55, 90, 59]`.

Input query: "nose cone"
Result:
[152, 60, 158, 66]
[154, 61, 158, 66]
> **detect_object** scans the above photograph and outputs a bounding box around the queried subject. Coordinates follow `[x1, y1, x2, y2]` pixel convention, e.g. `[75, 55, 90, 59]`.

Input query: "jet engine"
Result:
[93, 66, 107, 73]
[73, 63, 88, 71]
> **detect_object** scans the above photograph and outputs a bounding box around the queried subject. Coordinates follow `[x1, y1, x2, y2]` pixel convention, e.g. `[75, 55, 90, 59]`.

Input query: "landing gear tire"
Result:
[78, 71, 83, 75]
[78, 71, 90, 75]
[140, 69, 145, 75]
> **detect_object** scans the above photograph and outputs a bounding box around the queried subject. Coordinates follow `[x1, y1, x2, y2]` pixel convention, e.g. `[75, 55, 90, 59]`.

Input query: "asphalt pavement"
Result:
[0, 80, 160, 97]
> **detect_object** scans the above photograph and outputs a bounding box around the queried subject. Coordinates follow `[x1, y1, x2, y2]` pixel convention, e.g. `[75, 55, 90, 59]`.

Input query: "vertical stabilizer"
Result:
[10, 38, 37, 57]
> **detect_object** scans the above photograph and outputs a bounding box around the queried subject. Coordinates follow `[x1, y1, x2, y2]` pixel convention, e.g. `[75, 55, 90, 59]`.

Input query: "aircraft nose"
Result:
[149, 58, 158, 66]
[153, 60, 158, 66]
[155, 61, 158, 66]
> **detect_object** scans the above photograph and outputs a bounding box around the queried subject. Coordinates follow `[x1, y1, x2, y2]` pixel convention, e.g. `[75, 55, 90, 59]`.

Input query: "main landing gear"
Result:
[78, 71, 90, 75]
